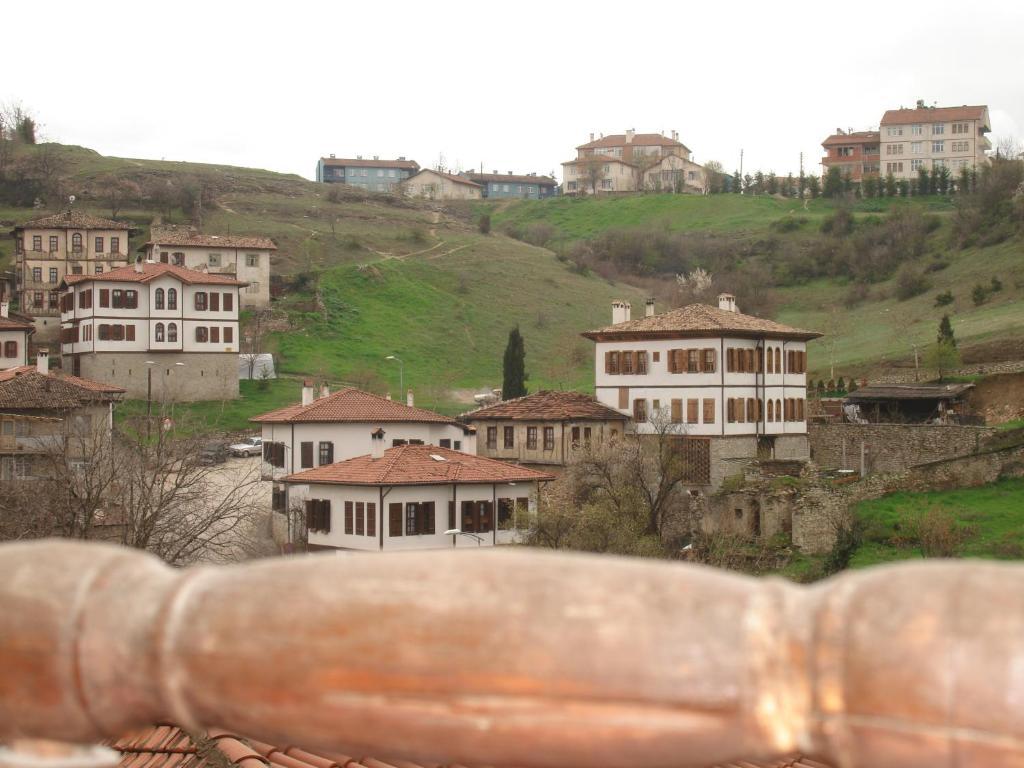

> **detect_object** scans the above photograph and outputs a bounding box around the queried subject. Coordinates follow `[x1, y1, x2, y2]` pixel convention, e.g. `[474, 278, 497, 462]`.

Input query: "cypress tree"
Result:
[937, 314, 956, 348]
[502, 326, 528, 399]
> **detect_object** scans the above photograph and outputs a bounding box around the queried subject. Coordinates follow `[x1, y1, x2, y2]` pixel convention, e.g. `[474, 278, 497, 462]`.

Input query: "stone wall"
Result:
[73, 351, 239, 401]
[709, 436, 757, 489]
[869, 359, 1024, 384]
[808, 423, 996, 474]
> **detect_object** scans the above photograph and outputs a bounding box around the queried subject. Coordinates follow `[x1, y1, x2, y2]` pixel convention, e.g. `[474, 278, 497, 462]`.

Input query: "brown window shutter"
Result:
[448, 501, 456, 530]
[703, 398, 715, 424]
[389, 503, 403, 536]
[224, 292, 233, 311]
[605, 351, 612, 374]
[633, 351, 641, 374]
[99, 289, 109, 307]
[356, 502, 365, 535]
[423, 502, 436, 534]
[667, 349, 676, 373]
[757, 348, 763, 373]
[687, 398, 698, 424]
[305, 500, 315, 530]
[745, 349, 754, 373]
[344, 501, 353, 534]
[300, 442, 313, 468]
[618, 386, 628, 409]
[481, 501, 493, 533]
[671, 399, 682, 423]
[321, 500, 331, 533]
[726, 348, 734, 372]
[461, 500, 476, 532]
[367, 503, 376, 537]
[798, 399, 805, 420]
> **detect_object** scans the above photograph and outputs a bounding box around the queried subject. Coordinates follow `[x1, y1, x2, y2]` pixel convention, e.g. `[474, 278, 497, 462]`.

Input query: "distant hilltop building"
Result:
[562, 129, 707, 195]
[822, 100, 992, 182]
[459, 171, 558, 200]
[316, 155, 419, 192]
[402, 169, 482, 201]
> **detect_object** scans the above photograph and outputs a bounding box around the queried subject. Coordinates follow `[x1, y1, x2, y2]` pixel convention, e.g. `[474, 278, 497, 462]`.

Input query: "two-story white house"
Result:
[284, 436, 553, 552]
[138, 228, 274, 309]
[58, 261, 246, 401]
[582, 294, 822, 488]
[0, 302, 34, 370]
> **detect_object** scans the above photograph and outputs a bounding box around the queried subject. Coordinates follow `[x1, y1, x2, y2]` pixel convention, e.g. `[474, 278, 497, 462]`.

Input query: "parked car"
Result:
[199, 441, 229, 466]
[229, 436, 264, 457]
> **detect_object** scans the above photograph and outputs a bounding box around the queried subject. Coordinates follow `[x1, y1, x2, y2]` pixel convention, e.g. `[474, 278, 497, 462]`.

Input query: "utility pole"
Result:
[739, 149, 744, 194]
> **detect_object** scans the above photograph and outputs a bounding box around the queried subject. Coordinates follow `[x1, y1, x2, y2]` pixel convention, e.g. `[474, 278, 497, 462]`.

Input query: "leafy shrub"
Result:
[908, 507, 973, 557]
[991, 275, 1003, 292]
[843, 281, 870, 307]
[823, 520, 863, 575]
[522, 222, 556, 247]
[924, 259, 949, 273]
[895, 265, 929, 300]
[771, 216, 806, 233]
[478, 213, 491, 235]
[972, 284, 990, 305]
[820, 207, 854, 236]
[934, 290, 954, 307]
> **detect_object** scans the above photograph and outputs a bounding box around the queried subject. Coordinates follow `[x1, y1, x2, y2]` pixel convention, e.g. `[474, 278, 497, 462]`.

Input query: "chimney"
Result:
[301, 379, 314, 407]
[626, 129, 635, 144]
[406, 389, 414, 407]
[492, 169, 498, 174]
[611, 300, 632, 324]
[385, 392, 392, 400]
[319, 383, 330, 399]
[329, 153, 335, 159]
[371, 428, 386, 460]
[672, 130, 678, 141]
[373, 155, 379, 160]
[36, 348, 48, 375]
[134, 256, 144, 273]
[718, 293, 738, 313]
[645, 298, 656, 318]
[916, 99, 925, 109]
[589, 132, 595, 142]
[0, 301, 8, 319]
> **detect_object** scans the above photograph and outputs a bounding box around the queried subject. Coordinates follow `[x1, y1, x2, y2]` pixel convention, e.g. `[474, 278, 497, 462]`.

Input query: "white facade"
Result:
[292, 480, 538, 552]
[260, 420, 475, 482]
[142, 243, 271, 308]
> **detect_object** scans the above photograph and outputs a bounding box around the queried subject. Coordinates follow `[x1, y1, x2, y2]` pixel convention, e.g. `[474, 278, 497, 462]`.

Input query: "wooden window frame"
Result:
[543, 426, 555, 451]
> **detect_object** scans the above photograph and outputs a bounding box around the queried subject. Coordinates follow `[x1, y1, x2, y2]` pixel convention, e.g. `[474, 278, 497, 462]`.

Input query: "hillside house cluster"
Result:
[822, 100, 991, 182]
[562, 129, 708, 195]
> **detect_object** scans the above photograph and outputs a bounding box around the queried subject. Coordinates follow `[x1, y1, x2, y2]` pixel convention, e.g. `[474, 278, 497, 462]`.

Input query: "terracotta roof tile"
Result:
[251, 388, 464, 426]
[284, 444, 555, 486]
[846, 383, 974, 401]
[582, 302, 822, 341]
[406, 170, 480, 188]
[462, 172, 557, 186]
[112, 727, 831, 768]
[0, 366, 125, 409]
[63, 262, 248, 286]
[880, 104, 989, 127]
[821, 131, 879, 147]
[562, 156, 636, 167]
[462, 390, 628, 422]
[577, 132, 688, 150]
[143, 232, 277, 251]
[15, 210, 133, 231]
[321, 157, 420, 170]
[0, 311, 34, 331]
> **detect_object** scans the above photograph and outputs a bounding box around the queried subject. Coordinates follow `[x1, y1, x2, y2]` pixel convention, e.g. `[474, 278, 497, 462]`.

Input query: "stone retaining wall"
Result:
[808, 423, 996, 474]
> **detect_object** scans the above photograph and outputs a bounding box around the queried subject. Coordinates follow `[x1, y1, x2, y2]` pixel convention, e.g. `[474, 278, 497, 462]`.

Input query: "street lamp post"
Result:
[443, 529, 484, 547]
[144, 361, 156, 440]
[385, 355, 404, 396]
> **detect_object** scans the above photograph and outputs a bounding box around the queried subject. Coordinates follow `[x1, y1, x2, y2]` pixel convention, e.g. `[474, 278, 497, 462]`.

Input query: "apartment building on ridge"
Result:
[820, 130, 880, 182]
[562, 130, 706, 194]
[460, 171, 558, 199]
[316, 156, 420, 191]
[402, 169, 482, 200]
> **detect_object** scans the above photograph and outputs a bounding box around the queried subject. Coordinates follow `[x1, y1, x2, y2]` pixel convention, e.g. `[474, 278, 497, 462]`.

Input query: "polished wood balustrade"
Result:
[0, 540, 1022, 768]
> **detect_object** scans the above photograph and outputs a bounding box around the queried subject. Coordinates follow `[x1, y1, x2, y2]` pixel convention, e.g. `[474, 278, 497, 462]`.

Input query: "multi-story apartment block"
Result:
[582, 295, 821, 489]
[11, 211, 135, 341]
[462, 390, 627, 468]
[460, 171, 558, 199]
[138, 227, 274, 309]
[562, 129, 705, 194]
[59, 261, 245, 401]
[820, 130, 881, 182]
[0, 302, 34, 370]
[315, 155, 420, 191]
[879, 101, 991, 179]
[402, 170, 482, 200]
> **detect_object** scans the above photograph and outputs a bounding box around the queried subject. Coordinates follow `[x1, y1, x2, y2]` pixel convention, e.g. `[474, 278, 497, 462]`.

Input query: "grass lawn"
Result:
[849, 478, 1024, 568]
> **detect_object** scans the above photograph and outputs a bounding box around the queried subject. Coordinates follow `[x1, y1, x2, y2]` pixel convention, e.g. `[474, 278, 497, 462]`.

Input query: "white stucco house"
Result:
[582, 294, 822, 488]
[0, 302, 34, 371]
[284, 437, 554, 552]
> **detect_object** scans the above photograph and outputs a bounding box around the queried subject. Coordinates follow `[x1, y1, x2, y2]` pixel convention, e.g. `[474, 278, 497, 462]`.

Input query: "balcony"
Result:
[0, 435, 59, 453]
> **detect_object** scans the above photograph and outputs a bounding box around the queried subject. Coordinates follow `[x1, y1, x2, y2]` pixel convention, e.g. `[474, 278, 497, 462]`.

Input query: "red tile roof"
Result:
[285, 444, 555, 486]
[110, 725, 832, 768]
[821, 131, 879, 147]
[578, 132, 689, 151]
[0, 366, 125, 408]
[14, 210, 134, 231]
[562, 156, 636, 167]
[321, 157, 420, 170]
[583, 302, 822, 341]
[406, 169, 481, 188]
[463, 172, 558, 185]
[251, 388, 464, 426]
[143, 232, 277, 250]
[0, 311, 34, 331]
[880, 105, 989, 127]
[463, 390, 628, 422]
[62, 262, 248, 286]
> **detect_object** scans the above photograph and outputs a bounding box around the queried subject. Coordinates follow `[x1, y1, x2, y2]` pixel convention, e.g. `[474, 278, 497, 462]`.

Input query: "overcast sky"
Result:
[6, 0, 1022, 182]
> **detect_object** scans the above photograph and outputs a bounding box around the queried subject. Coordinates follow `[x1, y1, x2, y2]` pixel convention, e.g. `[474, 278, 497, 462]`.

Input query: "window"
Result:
[172, 252, 184, 265]
[621, 351, 633, 375]
[168, 323, 178, 343]
[222, 292, 233, 311]
[932, 141, 945, 154]
[702, 348, 716, 373]
[886, 162, 904, 174]
[600, 179, 612, 190]
[3, 341, 17, 358]
[99, 289, 109, 307]
[633, 399, 647, 422]
[687, 349, 700, 373]
[155, 323, 165, 342]
[95, 237, 104, 253]
[503, 426, 514, 449]
[687, 399, 699, 424]
[405, 501, 436, 535]
[571, 426, 581, 447]
[886, 143, 904, 155]
[244, 253, 260, 268]
[952, 122, 969, 134]
[911, 124, 923, 135]
[224, 326, 233, 343]
[32, 292, 43, 308]
[155, 288, 165, 310]
[911, 159, 923, 171]
[194, 292, 208, 311]
[78, 289, 92, 310]
[911, 142, 922, 154]
[167, 288, 177, 310]
[318, 441, 334, 465]
[263, 442, 286, 468]
[32, 267, 42, 282]
[933, 124, 945, 135]
[703, 398, 715, 424]
[305, 499, 331, 534]
[111, 237, 120, 253]
[111, 289, 137, 309]
[48, 290, 59, 308]
[32, 235, 42, 251]
[94, 265, 103, 274]
[210, 292, 220, 312]
[636, 351, 648, 374]
[486, 426, 497, 449]
[71, 265, 83, 275]
[195, 327, 209, 343]
[767, 400, 774, 421]
[543, 426, 555, 450]
[49, 235, 59, 252]
[527, 427, 538, 450]
[300, 442, 313, 469]
[886, 127, 903, 137]
[208, 253, 222, 268]
[671, 399, 682, 423]
[49, 267, 58, 283]
[775, 399, 782, 422]
[210, 327, 220, 343]
[605, 351, 620, 374]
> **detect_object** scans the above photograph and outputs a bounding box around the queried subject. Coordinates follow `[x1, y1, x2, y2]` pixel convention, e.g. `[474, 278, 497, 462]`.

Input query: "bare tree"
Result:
[580, 156, 606, 195]
[241, 308, 273, 380]
[97, 175, 142, 218]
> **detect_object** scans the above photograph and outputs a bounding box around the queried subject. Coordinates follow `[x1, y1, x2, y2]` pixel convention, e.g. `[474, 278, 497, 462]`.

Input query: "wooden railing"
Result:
[1, 540, 1023, 767]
